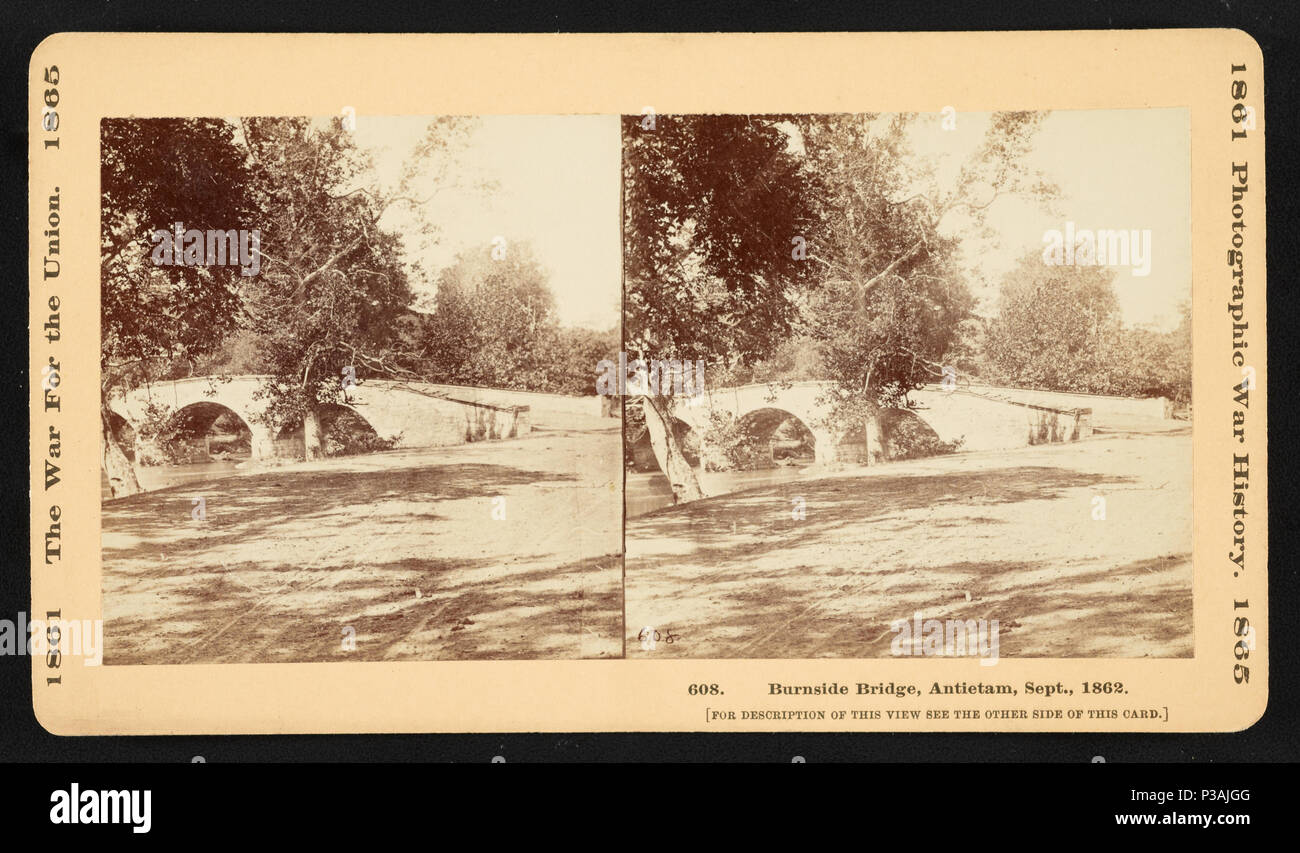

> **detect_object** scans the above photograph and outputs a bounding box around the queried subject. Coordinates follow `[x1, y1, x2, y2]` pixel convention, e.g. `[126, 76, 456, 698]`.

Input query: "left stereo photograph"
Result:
[98, 114, 624, 664]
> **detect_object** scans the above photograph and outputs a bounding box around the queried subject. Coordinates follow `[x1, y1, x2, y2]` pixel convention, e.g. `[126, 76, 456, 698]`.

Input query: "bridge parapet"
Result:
[391, 382, 604, 421]
[108, 375, 544, 460]
[933, 382, 1168, 424]
[636, 379, 1116, 478]
[908, 386, 1091, 453]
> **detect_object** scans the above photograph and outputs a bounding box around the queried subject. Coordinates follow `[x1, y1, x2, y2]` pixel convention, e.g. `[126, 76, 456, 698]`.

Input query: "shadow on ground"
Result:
[102, 443, 620, 664]
[104, 462, 577, 563]
[627, 456, 1192, 659]
[104, 551, 623, 665]
[630, 465, 1134, 560]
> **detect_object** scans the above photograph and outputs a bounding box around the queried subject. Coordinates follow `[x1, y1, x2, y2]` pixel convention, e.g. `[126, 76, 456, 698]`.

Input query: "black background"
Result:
[0, 0, 1297, 768]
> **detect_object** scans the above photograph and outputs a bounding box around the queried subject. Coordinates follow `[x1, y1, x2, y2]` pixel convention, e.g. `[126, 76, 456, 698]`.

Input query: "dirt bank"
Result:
[101, 421, 623, 663]
[626, 429, 1192, 659]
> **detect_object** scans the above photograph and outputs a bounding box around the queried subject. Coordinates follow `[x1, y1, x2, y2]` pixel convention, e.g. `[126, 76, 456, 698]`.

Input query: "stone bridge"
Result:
[642, 380, 1166, 473]
[107, 375, 603, 461]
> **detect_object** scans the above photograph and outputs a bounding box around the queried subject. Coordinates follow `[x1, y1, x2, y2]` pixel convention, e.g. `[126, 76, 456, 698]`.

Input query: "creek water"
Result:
[101, 458, 247, 499]
[625, 464, 815, 517]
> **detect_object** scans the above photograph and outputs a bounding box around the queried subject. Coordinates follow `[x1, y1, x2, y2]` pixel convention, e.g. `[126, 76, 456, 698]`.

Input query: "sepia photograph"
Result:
[28, 29, 1266, 738]
[5, 4, 1286, 818]
[98, 114, 623, 663]
[622, 109, 1193, 660]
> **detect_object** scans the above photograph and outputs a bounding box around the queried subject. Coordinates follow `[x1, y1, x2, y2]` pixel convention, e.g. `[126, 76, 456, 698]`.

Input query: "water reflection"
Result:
[626, 465, 816, 516]
[101, 458, 247, 500]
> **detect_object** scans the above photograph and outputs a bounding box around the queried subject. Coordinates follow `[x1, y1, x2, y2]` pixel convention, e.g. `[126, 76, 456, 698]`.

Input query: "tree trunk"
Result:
[860, 373, 884, 466]
[641, 394, 705, 504]
[863, 405, 884, 465]
[100, 402, 143, 498]
[303, 408, 324, 459]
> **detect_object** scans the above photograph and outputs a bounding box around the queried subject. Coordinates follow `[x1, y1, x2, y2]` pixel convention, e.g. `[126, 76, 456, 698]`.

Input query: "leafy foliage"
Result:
[880, 410, 965, 461]
[411, 243, 616, 393]
[621, 114, 818, 500]
[236, 117, 427, 437]
[100, 118, 262, 494]
[984, 254, 1191, 403]
[699, 411, 768, 472]
[101, 118, 261, 384]
[793, 113, 1053, 433]
[622, 114, 817, 366]
[321, 411, 400, 457]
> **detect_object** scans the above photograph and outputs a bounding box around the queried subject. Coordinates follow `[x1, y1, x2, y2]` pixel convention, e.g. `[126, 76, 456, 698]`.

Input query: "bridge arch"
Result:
[667, 414, 702, 466]
[109, 375, 531, 461]
[105, 411, 138, 458]
[148, 400, 256, 465]
[626, 400, 700, 473]
[877, 406, 951, 461]
[631, 379, 1103, 486]
[718, 406, 818, 468]
[273, 402, 389, 458]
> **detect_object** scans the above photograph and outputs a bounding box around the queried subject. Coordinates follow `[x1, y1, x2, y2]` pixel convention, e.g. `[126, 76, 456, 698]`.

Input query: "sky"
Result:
[337, 109, 1188, 334]
[910, 108, 1191, 331]
[348, 114, 621, 331]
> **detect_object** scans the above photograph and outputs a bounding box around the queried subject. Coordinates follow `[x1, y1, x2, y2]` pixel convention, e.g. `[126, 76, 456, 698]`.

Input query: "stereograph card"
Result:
[27, 31, 1266, 733]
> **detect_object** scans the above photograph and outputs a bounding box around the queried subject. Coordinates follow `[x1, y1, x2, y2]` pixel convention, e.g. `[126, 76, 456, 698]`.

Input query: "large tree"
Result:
[986, 255, 1191, 403]
[100, 118, 260, 496]
[417, 242, 558, 388]
[237, 116, 474, 457]
[415, 242, 618, 394]
[538, 325, 620, 397]
[985, 253, 1122, 393]
[796, 112, 1056, 460]
[622, 114, 817, 501]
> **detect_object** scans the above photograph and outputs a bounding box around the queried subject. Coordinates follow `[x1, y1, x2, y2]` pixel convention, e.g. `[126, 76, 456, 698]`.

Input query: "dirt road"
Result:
[101, 419, 623, 664]
[625, 428, 1192, 659]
